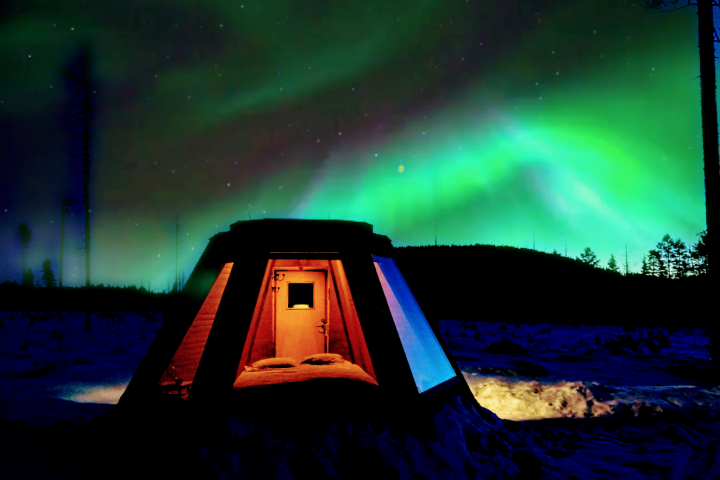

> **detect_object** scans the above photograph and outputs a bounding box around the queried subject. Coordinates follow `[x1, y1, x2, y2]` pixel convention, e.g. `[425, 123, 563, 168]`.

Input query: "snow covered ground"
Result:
[1, 312, 719, 479]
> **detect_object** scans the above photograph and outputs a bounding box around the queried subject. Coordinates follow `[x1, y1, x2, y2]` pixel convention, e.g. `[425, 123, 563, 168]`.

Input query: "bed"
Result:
[232, 353, 379, 390]
[230, 354, 383, 421]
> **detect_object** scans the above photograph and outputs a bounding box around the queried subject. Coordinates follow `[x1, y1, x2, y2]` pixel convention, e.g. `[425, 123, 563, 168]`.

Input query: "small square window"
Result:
[288, 283, 313, 309]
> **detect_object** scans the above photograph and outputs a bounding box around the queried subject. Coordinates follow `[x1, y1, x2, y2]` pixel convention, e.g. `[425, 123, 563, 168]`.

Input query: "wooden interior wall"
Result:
[236, 260, 276, 378]
[158, 262, 234, 385]
[331, 260, 376, 381]
[233, 258, 376, 383]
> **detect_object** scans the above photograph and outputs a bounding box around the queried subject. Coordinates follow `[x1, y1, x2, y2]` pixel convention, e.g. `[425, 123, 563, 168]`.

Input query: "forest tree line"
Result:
[572, 230, 708, 279]
[6, 219, 710, 292]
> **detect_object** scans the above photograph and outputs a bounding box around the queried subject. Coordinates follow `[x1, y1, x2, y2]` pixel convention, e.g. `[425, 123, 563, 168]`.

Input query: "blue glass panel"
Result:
[372, 255, 457, 393]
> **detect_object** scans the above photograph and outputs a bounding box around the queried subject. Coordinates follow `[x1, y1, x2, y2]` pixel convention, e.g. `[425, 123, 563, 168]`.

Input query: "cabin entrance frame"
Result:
[272, 265, 330, 359]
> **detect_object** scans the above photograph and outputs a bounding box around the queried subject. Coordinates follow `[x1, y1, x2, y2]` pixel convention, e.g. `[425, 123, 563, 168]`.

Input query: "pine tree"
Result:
[657, 234, 674, 278]
[690, 229, 709, 276]
[647, 249, 664, 277]
[577, 247, 600, 268]
[23, 268, 35, 288]
[623, 243, 635, 276]
[672, 238, 691, 278]
[641, 254, 650, 276]
[607, 254, 620, 274]
[41, 259, 57, 288]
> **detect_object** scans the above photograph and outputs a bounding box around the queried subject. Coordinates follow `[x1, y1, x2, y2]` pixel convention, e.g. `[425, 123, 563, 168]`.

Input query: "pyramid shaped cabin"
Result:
[120, 219, 478, 415]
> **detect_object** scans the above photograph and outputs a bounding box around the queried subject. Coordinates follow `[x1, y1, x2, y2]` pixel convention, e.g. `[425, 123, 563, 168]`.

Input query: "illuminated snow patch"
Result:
[60, 384, 128, 404]
[464, 375, 614, 421]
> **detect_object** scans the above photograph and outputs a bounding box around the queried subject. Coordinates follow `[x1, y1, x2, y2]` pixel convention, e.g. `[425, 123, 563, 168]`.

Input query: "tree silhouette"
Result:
[41, 259, 57, 288]
[647, 249, 664, 277]
[641, 254, 650, 276]
[23, 267, 35, 288]
[672, 237, 691, 278]
[577, 247, 600, 267]
[690, 229, 709, 275]
[622, 242, 636, 276]
[17, 223, 32, 281]
[644, 0, 720, 284]
[657, 234, 675, 278]
[61, 39, 100, 332]
[644, 0, 720, 382]
[607, 254, 620, 274]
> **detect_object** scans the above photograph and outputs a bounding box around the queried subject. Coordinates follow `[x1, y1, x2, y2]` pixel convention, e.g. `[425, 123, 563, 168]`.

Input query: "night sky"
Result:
[0, 0, 713, 289]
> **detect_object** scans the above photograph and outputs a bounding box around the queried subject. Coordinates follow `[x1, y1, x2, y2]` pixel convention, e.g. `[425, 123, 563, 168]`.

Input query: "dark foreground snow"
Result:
[1, 312, 719, 479]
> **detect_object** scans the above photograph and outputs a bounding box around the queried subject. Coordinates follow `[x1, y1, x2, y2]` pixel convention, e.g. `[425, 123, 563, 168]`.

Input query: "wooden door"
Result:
[275, 270, 326, 362]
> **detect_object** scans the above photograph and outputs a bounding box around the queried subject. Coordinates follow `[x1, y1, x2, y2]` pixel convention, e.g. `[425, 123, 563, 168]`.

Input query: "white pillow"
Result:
[251, 357, 299, 369]
[301, 353, 344, 365]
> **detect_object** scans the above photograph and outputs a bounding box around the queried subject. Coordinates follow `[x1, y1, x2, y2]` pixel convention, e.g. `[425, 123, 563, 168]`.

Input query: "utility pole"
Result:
[59, 188, 74, 288]
[564, 236, 567, 257]
[533, 225, 535, 250]
[175, 216, 179, 293]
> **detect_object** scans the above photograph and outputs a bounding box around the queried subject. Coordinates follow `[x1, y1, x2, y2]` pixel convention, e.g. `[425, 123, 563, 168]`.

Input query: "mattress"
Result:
[232, 360, 379, 390]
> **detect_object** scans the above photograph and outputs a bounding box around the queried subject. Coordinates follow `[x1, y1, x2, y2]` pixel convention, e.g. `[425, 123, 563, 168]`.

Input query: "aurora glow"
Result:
[0, 0, 715, 289]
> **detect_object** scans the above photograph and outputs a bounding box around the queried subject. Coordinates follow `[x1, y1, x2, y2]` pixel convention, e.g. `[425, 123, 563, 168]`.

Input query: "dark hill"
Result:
[0, 244, 710, 329]
[392, 245, 711, 328]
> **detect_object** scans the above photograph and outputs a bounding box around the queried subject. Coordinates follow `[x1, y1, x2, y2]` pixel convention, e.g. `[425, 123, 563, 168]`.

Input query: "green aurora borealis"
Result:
[0, 0, 715, 288]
